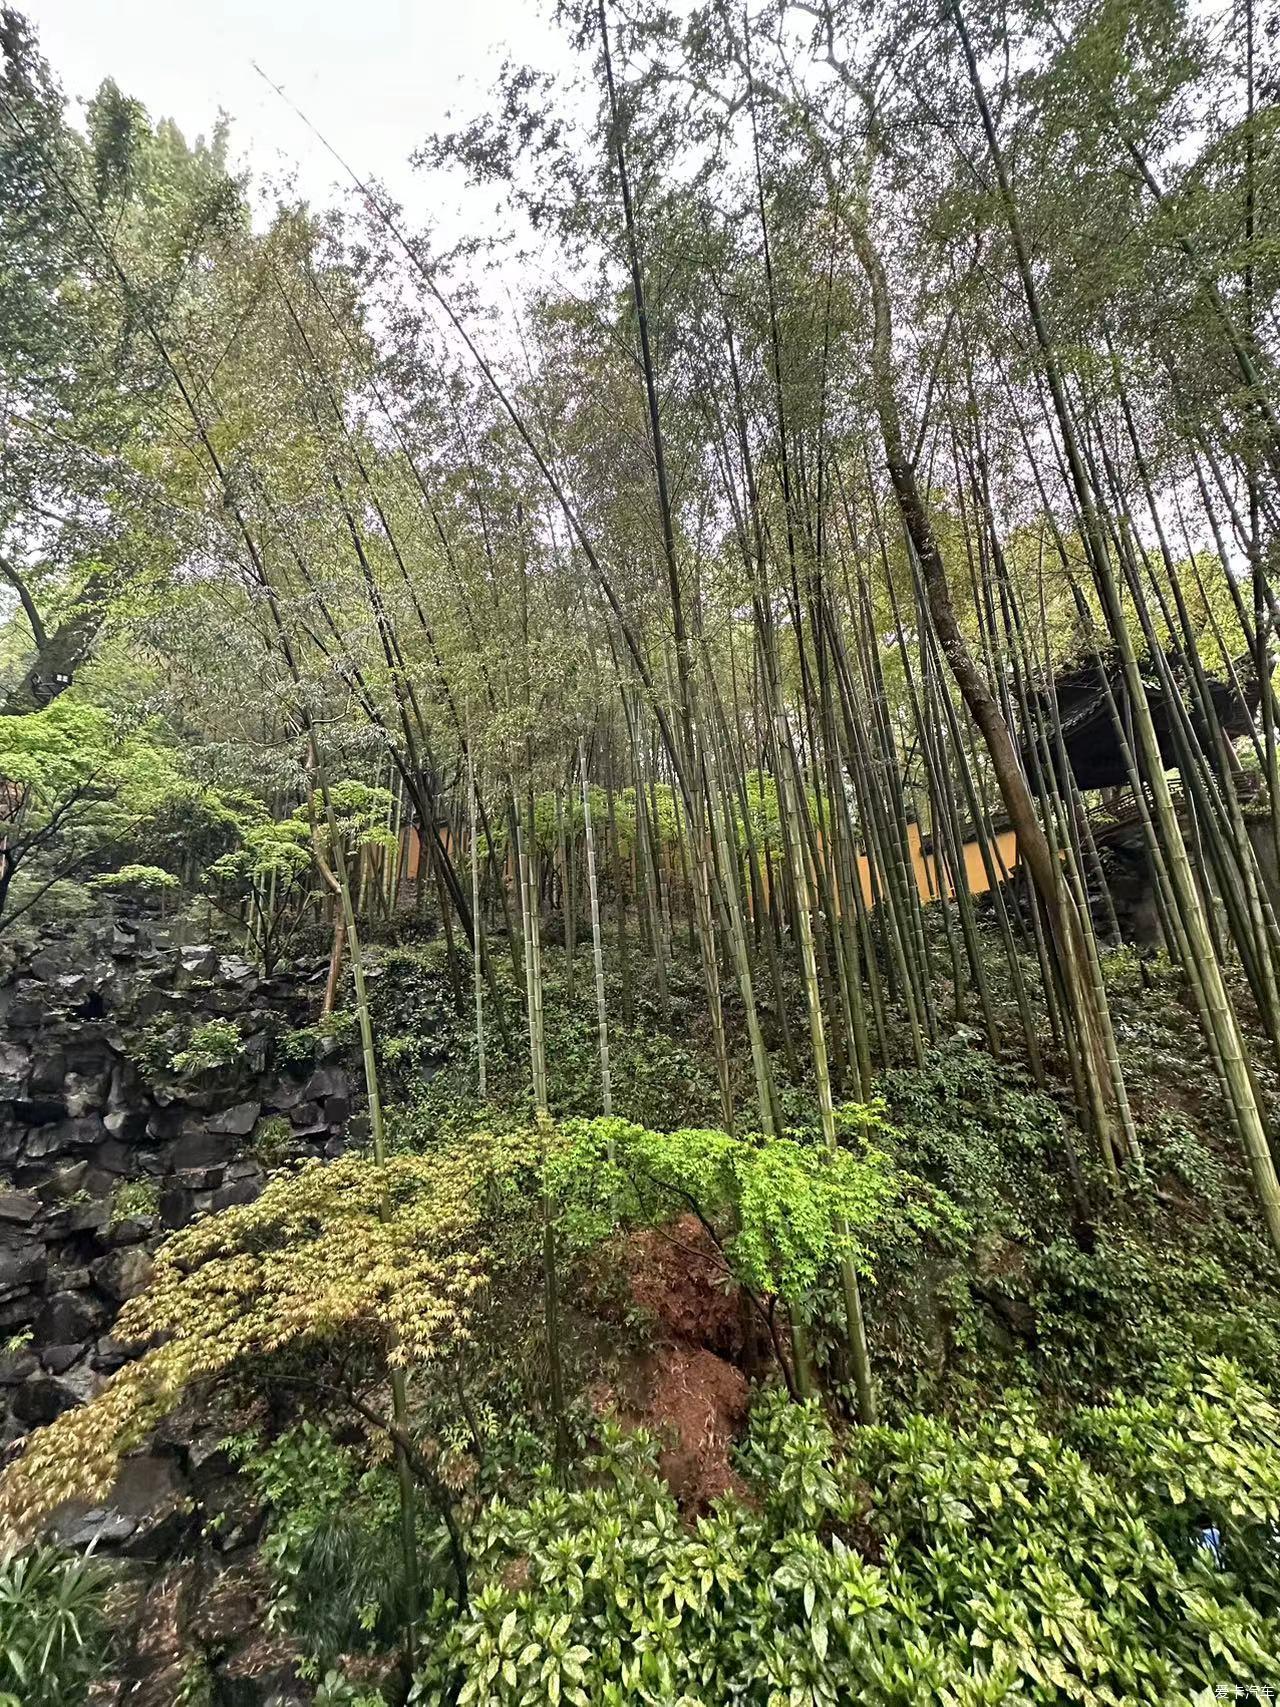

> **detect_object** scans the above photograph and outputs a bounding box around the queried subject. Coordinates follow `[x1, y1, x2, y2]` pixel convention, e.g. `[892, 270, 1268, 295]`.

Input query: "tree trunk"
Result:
[846, 217, 1120, 1164]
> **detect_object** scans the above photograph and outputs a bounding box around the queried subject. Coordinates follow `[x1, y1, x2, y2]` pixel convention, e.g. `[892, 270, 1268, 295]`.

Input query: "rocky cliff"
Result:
[0, 917, 356, 1485]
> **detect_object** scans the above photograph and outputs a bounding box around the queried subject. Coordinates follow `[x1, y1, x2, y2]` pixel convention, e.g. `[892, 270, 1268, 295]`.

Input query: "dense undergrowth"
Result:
[4, 0, 1280, 1690]
[372, 936, 1280, 1417]
[8, 930, 1280, 1704]
[210, 1364, 1280, 1707]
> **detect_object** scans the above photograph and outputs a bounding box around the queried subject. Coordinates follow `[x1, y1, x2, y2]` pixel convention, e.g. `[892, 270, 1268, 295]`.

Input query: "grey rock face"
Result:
[0, 918, 359, 1447]
[264, 1075, 307, 1111]
[0, 1042, 31, 1089]
[55, 1507, 140, 1547]
[206, 1100, 261, 1137]
[43, 1200, 110, 1237]
[92, 1246, 155, 1302]
[212, 1178, 262, 1211]
[42, 1342, 87, 1375]
[287, 1100, 324, 1133]
[35, 1289, 104, 1344]
[170, 1128, 225, 1169]
[13, 1361, 104, 1422]
[0, 1349, 37, 1385]
[104, 1106, 147, 1139]
[51, 1452, 184, 1550]
[0, 1241, 46, 1294]
[23, 1114, 106, 1161]
[145, 1106, 186, 1141]
[63, 1067, 111, 1116]
[301, 1066, 348, 1103]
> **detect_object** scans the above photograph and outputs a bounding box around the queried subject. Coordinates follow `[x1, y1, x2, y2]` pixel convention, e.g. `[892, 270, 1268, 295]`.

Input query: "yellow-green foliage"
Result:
[0, 1145, 511, 1540]
[206, 817, 311, 889]
[300, 781, 398, 863]
[0, 701, 189, 834]
[0, 1112, 901, 1540]
[513, 773, 818, 864]
[90, 863, 180, 894]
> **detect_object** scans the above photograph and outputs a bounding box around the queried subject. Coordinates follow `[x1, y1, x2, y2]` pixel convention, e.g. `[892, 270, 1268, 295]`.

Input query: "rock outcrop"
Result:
[0, 917, 356, 1443]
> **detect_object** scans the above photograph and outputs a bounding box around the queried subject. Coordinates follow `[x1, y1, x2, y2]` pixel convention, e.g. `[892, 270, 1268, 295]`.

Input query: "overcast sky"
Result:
[28, 0, 565, 232]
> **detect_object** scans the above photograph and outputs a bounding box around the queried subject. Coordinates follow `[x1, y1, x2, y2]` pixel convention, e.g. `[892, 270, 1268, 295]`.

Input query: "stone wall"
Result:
[0, 918, 355, 1444]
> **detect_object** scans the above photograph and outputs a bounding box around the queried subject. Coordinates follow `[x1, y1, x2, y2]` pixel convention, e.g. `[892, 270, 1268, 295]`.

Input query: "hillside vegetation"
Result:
[1, 0, 1280, 1699]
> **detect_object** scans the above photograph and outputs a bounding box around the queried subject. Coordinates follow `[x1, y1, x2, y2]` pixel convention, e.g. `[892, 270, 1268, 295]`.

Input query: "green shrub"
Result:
[170, 1018, 241, 1076]
[314, 1674, 387, 1707]
[277, 1011, 357, 1069]
[251, 1114, 293, 1167]
[882, 1042, 1069, 1240]
[125, 1017, 184, 1076]
[1144, 1112, 1229, 1201]
[91, 863, 180, 896]
[174, 1655, 213, 1706]
[416, 1361, 1280, 1706]
[226, 1424, 413, 1681]
[548, 1112, 901, 1301]
[1032, 1226, 1280, 1398]
[0, 1544, 112, 1706]
[107, 1179, 159, 1226]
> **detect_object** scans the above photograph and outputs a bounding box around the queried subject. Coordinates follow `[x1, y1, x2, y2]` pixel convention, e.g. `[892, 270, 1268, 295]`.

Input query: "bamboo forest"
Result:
[3, 0, 1280, 1697]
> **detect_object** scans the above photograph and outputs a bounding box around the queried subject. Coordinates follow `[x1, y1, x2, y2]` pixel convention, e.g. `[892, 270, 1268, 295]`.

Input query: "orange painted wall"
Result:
[875, 819, 1019, 909]
[405, 820, 1019, 911]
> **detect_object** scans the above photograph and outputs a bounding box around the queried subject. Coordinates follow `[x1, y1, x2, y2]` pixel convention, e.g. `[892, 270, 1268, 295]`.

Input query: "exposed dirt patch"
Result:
[595, 1215, 757, 1510]
[641, 1344, 750, 1507]
[623, 1214, 745, 1358]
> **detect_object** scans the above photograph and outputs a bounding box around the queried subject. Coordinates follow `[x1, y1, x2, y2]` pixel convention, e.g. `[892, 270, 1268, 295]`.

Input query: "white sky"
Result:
[28, 0, 568, 235]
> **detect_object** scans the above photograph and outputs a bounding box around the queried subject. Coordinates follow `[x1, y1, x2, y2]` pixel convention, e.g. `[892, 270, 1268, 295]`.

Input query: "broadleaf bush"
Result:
[415, 1361, 1280, 1706]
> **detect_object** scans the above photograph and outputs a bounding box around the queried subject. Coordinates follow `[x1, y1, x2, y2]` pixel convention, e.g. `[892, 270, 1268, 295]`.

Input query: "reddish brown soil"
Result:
[624, 1215, 745, 1357]
[595, 1214, 756, 1510]
[641, 1344, 750, 1507]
